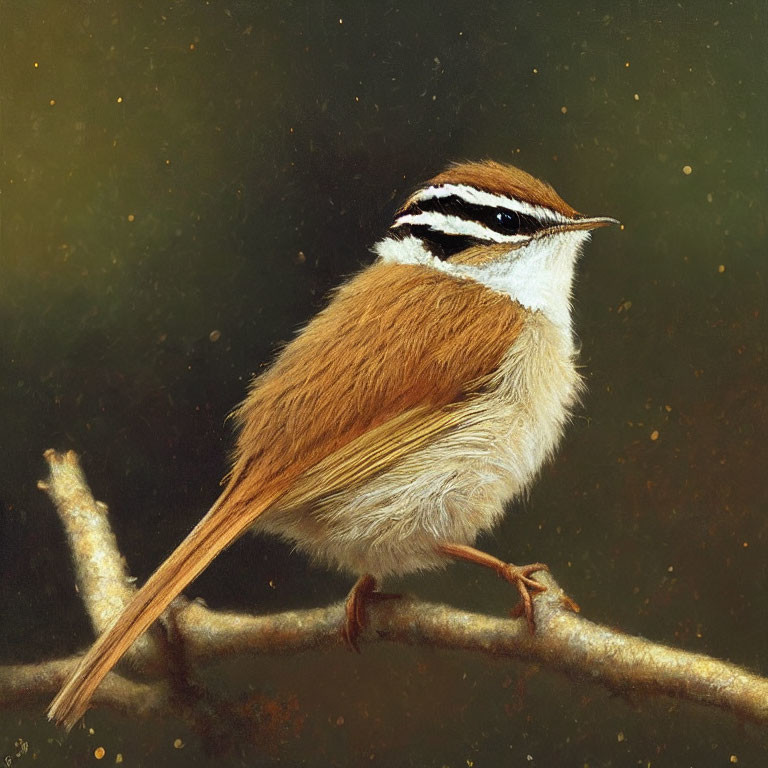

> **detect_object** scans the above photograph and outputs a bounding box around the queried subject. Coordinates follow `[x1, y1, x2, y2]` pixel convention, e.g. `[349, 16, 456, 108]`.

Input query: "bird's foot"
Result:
[343, 574, 401, 652]
[496, 562, 550, 633]
[437, 543, 556, 635]
[506, 566, 581, 629]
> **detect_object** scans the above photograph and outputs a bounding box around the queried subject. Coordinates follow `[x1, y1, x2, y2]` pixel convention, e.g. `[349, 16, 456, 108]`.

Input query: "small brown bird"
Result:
[49, 160, 617, 728]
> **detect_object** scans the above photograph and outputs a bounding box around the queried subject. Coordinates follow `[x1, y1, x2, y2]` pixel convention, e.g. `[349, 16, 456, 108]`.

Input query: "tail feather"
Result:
[48, 480, 286, 730]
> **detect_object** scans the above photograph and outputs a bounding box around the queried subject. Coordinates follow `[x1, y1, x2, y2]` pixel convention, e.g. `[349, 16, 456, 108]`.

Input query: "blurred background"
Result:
[1, 0, 766, 764]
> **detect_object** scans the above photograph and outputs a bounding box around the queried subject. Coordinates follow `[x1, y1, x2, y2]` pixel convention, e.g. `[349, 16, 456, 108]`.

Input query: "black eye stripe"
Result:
[393, 224, 481, 261]
[400, 195, 546, 237]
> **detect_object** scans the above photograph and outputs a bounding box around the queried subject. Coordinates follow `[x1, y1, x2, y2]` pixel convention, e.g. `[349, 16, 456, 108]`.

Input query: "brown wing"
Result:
[225, 260, 527, 511]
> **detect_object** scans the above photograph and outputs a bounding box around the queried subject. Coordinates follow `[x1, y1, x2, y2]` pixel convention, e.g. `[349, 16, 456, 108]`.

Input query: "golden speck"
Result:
[49, 98, 56, 106]
[730, 756, 739, 765]
[664, 404, 672, 412]
[717, 264, 725, 273]
[667, 565, 674, 573]
[116, 96, 123, 103]
[296, 250, 306, 264]
[173, 738, 184, 749]
[127, 213, 135, 222]
[625, 60, 630, 67]
[116, 755, 123, 764]
[633, 93, 639, 101]
[34, 61, 39, 68]
[165, 158, 171, 165]
[532, 67, 538, 74]
[743, 541, 749, 548]
[89, 728, 95, 735]
[339, 17, 343, 24]
[560, 106, 568, 114]
[94, 747, 106, 760]
[268, 578, 276, 588]
[682, 164, 692, 175]
[617, 731, 625, 743]
[650, 430, 659, 441]
[189, 42, 196, 51]
[208, 329, 221, 342]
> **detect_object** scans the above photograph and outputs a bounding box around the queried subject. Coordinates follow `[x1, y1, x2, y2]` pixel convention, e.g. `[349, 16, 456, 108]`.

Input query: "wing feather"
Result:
[226, 260, 527, 511]
[279, 402, 467, 509]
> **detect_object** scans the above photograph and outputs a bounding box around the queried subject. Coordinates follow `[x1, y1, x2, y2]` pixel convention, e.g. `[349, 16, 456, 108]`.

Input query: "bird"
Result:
[48, 159, 618, 729]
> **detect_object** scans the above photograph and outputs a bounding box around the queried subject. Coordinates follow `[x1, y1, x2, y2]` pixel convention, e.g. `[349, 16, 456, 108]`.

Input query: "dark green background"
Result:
[1, 0, 766, 765]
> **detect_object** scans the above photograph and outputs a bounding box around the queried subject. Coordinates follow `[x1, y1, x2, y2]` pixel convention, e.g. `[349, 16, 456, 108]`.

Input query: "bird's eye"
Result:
[495, 210, 520, 232]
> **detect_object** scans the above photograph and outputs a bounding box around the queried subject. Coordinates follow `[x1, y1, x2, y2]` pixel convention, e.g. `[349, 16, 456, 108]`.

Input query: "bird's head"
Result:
[374, 160, 618, 334]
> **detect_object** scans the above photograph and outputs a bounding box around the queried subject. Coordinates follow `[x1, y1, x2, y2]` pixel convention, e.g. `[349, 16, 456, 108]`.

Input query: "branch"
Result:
[5, 449, 765, 728]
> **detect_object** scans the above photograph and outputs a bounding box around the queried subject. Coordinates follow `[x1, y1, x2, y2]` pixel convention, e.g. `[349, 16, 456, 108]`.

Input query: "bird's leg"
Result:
[343, 574, 401, 652]
[437, 543, 551, 633]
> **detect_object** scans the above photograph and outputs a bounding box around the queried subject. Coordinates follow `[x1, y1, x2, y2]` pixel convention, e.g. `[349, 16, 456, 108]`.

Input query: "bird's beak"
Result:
[562, 215, 621, 232]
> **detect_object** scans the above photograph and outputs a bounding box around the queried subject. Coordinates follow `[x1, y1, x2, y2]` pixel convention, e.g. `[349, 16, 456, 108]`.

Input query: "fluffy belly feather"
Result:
[255, 312, 581, 578]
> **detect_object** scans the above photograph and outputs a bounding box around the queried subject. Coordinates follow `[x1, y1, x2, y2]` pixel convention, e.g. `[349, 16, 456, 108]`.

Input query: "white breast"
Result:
[259, 311, 582, 579]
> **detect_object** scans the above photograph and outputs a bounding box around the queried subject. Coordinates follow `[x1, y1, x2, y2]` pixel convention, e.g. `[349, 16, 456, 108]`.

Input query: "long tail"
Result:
[48, 478, 287, 730]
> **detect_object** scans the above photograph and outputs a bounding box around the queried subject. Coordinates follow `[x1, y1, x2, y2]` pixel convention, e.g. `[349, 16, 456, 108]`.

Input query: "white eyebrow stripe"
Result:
[392, 211, 530, 243]
[414, 183, 570, 225]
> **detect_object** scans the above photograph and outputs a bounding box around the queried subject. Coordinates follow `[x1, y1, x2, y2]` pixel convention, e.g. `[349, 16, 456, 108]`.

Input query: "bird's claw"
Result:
[499, 562, 549, 634]
[343, 574, 401, 652]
